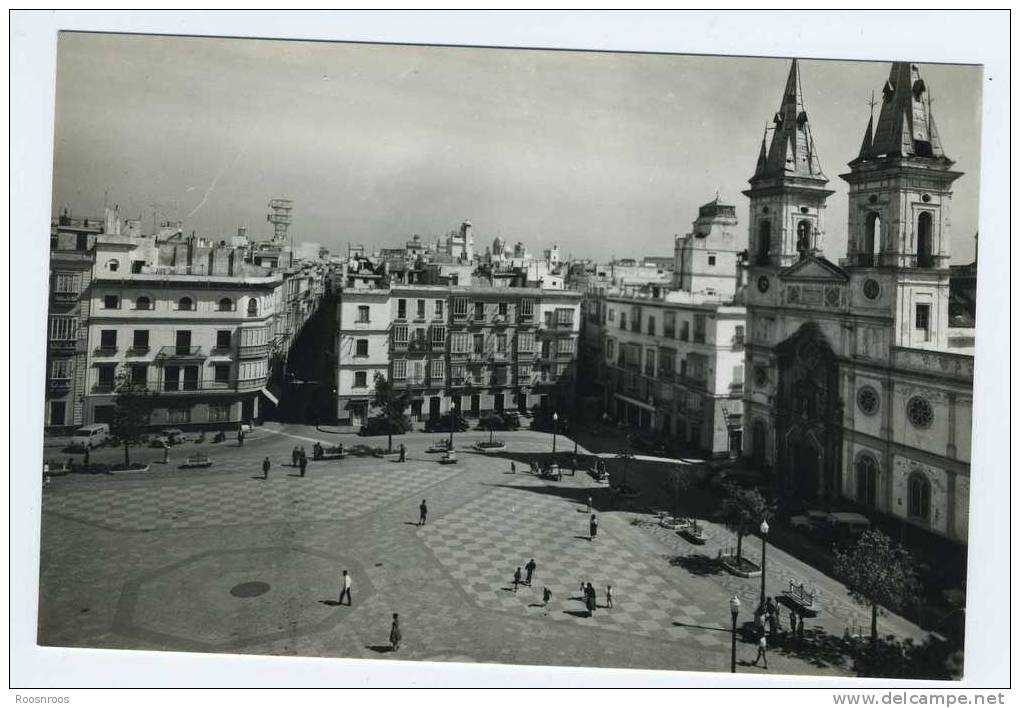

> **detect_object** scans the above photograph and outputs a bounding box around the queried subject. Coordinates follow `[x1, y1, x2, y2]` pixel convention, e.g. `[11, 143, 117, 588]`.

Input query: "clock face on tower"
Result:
[757, 275, 770, 293]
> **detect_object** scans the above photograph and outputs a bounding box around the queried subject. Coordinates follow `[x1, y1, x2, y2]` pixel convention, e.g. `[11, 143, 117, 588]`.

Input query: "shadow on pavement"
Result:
[667, 553, 724, 576]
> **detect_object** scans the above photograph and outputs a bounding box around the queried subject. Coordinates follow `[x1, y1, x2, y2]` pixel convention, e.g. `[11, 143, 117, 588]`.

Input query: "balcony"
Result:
[731, 337, 745, 351]
[49, 338, 78, 352]
[91, 382, 116, 394]
[127, 346, 151, 357]
[158, 377, 268, 394]
[155, 346, 206, 361]
[52, 291, 79, 304]
[238, 343, 270, 358]
[855, 253, 876, 267]
[48, 377, 72, 392]
[94, 346, 118, 357]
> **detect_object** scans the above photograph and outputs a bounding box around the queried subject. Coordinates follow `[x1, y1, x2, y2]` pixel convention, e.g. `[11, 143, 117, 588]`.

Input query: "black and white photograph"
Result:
[9, 11, 1011, 695]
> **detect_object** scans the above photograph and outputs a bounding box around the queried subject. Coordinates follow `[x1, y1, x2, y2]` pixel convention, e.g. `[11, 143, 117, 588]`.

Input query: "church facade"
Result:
[742, 60, 974, 544]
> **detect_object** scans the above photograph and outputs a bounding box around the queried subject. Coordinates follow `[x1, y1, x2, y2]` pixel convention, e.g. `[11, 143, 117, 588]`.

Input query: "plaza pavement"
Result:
[37, 423, 931, 677]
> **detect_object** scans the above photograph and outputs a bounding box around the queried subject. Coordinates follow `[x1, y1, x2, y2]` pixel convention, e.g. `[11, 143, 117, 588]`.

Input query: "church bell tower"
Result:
[743, 59, 835, 272]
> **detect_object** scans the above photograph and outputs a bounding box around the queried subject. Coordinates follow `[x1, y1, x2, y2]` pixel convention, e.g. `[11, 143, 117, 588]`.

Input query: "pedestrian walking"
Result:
[299, 454, 308, 478]
[162, 441, 169, 464]
[767, 604, 779, 637]
[419, 499, 428, 526]
[399, 443, 406, 462]
[797, 614, 805, 641]
[261, 456, 270, 480]
[292, 446, 300, 467]
[83, 448, 90, 469]
[513, 567, 522, 593]
[524, 558, 536, 585]
[585, 583, 597, 617]
[510, 461, 516, 475]
[542, 587, 552, 608]
[586, 496, 592, 514]
[589, 514, 598, 541]
[237, 429, 245, 447]
[750, 632, 769, 670]
[389, 613, 402, 651]
[338, 569, 352, 606]
[606, 585, 613, 609]
[789, 607, 798, 635]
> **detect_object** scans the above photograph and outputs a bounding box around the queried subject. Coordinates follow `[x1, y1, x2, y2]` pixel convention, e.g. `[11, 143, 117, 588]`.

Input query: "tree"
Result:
[720, 482, 772, 562]
[833, 529, 919, 647]
[669, 468, 694, 520]
[372, 373, 411, 453]
[111, 373, 155, 467]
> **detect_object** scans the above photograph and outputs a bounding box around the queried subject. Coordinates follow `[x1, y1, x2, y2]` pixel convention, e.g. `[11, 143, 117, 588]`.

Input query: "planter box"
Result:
[719, 554, 761, 578]
[109, 463, 151, 474]
[474, 442, 507, 453]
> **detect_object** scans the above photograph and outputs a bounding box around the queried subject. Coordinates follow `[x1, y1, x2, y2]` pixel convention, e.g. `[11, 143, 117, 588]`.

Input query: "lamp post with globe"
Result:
[729, 595, 741, 673]
[759, 519, 770, 611]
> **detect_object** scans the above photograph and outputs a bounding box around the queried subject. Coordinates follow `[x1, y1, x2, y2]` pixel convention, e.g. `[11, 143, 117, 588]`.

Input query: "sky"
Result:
[51, 32, 983, 264]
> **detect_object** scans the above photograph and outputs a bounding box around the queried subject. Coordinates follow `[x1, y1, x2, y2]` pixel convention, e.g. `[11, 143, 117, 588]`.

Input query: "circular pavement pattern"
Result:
[230, 581, 270, 598]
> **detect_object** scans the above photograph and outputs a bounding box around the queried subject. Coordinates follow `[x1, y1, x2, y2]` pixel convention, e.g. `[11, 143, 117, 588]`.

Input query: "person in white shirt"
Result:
[339, 569, 352, 606]
[750, 632, 768, 670]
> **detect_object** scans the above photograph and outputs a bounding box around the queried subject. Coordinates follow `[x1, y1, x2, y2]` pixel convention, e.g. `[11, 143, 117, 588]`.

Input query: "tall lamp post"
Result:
[729, 595, 741, 673]
[448, 396, 458, 450]
[552, 412, 558, 455]
[759, 519, 770, 611]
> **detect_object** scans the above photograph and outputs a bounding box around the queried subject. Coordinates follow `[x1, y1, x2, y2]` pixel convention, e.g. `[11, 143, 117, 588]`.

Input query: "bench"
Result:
[783, 580, 815, 611]
[180, 454, 212, 469]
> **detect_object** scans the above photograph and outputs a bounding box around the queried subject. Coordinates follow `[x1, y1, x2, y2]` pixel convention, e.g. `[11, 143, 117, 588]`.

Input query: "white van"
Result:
[70, 424, 110, 450]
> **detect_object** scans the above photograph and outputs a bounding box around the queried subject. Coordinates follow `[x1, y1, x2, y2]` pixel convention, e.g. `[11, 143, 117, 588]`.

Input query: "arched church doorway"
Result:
[775, 323, 842, 508]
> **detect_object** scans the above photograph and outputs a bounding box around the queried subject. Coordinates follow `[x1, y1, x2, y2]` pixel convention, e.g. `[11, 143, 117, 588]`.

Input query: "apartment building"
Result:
[45, 212, 105, 428]
[579, 198, 747, 458]
[335, 282, 581, 428]
[44, 206, 326, 431]
[83, 234, 283, 427]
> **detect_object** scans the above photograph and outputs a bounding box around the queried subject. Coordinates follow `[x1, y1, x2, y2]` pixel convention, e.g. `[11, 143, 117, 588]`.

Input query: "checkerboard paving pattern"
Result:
[422, 485, 728, 648]
[42, 464, 460, 531]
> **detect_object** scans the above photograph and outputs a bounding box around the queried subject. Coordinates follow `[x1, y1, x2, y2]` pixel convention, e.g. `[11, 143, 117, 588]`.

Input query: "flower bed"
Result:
[474, 441, 507, 452]
[719, 554, 761, 578]
[109, 462, 150, 474]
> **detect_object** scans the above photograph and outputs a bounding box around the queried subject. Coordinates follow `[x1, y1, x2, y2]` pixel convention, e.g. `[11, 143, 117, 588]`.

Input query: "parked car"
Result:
[629, 432, 667, 456]
[160, 428, 186, 445]
[424, 413, 469, 433]
[68, 424, 110, 451]
[530, 413, 569, 434]
[359, 417, 409, 437]
[477, 412, 520, 431]
[710, 468, 768, 491]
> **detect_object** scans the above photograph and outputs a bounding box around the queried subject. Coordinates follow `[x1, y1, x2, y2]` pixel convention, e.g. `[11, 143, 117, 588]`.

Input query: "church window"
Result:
[855, 454, 879, 507]
[707, 255, 716, 266]
[757, 221, 771, 265]
[796, 220, 812, 255]
[906, 396, 934, 429]
[863, 279, 880, 300]
[917, 212, 934, 267]
[907, 473, 932, 522]
[856, 386, 879, 416]
[861, 212, 881, 266]
[915, 303, 931, 341]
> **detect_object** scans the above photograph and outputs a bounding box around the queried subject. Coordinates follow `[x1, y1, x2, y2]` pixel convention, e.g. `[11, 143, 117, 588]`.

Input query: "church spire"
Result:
[865, 62, 950, 161]
[753, 124, 768, 178]
[753, 58, 826, 182]
[856, 94, 875, 162]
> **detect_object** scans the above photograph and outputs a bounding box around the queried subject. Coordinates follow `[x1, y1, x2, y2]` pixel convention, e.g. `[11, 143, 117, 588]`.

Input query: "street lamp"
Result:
[759, 519, 770, 611]
[552, 412, 559, 455]
[729, 595, 741, 673]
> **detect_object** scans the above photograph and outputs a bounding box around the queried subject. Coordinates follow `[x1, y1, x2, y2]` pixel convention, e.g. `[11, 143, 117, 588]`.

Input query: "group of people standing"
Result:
[578, 582, 612, 617]
[511, 558, 538, 592]
[291, 446, 309, 476]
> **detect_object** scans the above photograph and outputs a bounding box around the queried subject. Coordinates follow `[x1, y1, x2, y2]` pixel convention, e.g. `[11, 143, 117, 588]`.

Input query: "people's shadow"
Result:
[573, 535, 591, 541]
[527, 603, 545, 608]
[403, 521, 420, 527]
[319, 600, 342, 606]
[287, 473, 303, 478]
[366, 645, 394, 654]
[563, 610, 591, 618]
[250, 475, 266, 480]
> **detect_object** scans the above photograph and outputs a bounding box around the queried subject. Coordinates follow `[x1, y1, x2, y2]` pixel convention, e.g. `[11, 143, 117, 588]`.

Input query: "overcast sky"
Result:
[51, 32, 983, 263]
